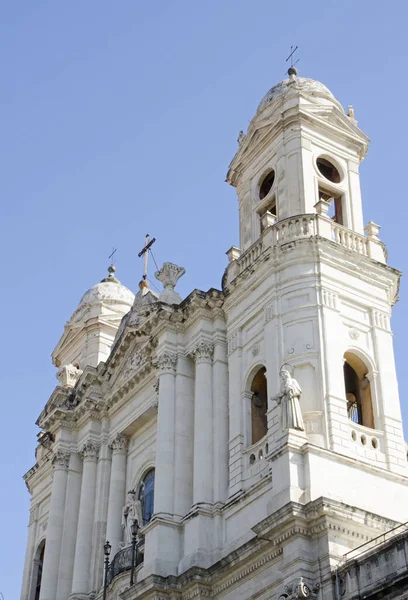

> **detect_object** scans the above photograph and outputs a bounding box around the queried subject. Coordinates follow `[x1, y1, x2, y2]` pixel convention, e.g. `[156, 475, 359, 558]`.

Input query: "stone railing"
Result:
[334, 524, 408, 600]
[242, 436, 270, 490]
[224, 214, 386, 285]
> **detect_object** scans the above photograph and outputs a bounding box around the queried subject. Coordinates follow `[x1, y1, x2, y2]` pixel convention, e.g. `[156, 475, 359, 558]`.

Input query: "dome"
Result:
[78, 280, 135, 311]
[257, 75, 340, 113]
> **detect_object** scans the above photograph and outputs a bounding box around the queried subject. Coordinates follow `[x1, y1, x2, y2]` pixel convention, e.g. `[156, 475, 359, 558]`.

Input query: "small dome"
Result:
[78, 280, 135, 311]
[257, 76, 339, 113]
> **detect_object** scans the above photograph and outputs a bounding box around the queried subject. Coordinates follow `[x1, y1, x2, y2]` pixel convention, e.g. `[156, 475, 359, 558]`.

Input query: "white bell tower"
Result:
[224, 66, 408, 549]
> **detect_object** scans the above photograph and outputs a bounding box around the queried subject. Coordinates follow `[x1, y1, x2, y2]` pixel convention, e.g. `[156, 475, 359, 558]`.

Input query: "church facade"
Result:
[21, 69, 408, 600]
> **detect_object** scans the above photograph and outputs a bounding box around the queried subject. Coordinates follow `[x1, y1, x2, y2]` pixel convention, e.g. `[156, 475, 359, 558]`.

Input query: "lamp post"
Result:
[129, 519, 139, 586]
[103, 540, 111, 600]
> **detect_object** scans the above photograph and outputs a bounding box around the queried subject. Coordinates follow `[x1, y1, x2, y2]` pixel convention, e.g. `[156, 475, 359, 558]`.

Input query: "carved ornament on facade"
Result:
[52, 450, 70, 469]
[278, 577, 320, 600]
[373, 310, 390, 331]
[264, 302, 275, 323]
[155, 351, 177, 373]
[322, 289, 338, 310]
[109, 434, 128, 454]
[192, 341, 214, 364]
[155, 262, 186, 305]
[252, 343, 260, 357]
[28, 503, 39, 526]
[80, 441, 100, 461]
[349, 328, 360, 340]
[227, 330, 241, 355]
[56, 363, 83, 388]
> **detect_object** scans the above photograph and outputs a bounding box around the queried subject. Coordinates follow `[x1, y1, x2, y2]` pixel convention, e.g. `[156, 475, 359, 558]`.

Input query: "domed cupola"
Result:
[52, 266, 135, 383]
[227, 67, 369, 253]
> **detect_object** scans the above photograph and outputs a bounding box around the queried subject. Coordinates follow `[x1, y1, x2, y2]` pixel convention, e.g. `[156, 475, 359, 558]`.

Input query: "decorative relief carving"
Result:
[373, 310, 390, 331]
[155, 352, 177, 373]
[264, 302, 275, 323]
[349, 328, 360, 340]
[155, 262, 185, 305]
[29, 503, 39, 525]
[227, 330, 241, 355]
[322, 289, 338, 310]
[80, 441, 99, 462]
[193, 341, 214, 364]
[52, 450, 70, 469]
[115, 350, 146, 388]
[56, 363, 83, 388]
[109, 434, 128, 454]
[279, 577, 320, 600]
[252, 343, 260, 357]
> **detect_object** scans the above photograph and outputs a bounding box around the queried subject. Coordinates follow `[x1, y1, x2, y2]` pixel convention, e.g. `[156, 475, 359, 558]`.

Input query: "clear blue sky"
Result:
[1, 1, 408, 597]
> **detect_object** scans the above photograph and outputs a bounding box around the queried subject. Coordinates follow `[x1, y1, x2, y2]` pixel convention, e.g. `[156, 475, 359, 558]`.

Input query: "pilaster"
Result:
[106, 433, 128, 556]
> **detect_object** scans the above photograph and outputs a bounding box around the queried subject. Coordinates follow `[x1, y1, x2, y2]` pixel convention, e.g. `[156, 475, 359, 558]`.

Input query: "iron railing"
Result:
[107, 542, 143, 585]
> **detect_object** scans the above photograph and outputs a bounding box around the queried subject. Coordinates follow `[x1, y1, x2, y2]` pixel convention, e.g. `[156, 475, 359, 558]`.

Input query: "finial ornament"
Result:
[286, 45, 299, 77]
[155, 262, 185, 305]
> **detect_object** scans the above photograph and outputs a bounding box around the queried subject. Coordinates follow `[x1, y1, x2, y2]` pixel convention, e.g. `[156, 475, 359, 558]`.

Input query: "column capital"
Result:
[52, 449, 70, 470]
[109, 433, 128, 455]
[80, 441, 100, 462]
[155, 351, 177, 374]
[193, 341, 214, 364]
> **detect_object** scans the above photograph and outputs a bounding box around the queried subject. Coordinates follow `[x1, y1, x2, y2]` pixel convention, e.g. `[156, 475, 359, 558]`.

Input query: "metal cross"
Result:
[286, 45, 299, 68]
[137, 234, 156, 280]
[108, 247, 117, 265]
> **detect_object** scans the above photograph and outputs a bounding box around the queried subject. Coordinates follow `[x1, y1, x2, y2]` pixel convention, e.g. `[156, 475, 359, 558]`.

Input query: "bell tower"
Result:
[227, 67, 369, 253]
[224, 67, 408, 551]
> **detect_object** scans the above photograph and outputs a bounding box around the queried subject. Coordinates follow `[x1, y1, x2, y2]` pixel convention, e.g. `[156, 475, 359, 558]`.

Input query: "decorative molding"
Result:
[373, 310, 390, 331]
[52, 450, 70, 469]
[192, 341, 214, 364]
[264, 302, 276, 323]
[227, 330, 241, 355]
[155, 352, 177, 373]
[278, 577, 320, 600]
[56, 363, 83, 388]
[322, 288, 338, 310]
[349, 328, 360, 340]
[109, 434, 128, 454]
[28, 503, 39, 526]
[80, 441, 100, 462]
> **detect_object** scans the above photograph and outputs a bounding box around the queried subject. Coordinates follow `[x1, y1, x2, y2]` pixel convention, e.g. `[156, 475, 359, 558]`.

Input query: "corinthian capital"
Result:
[109, 434, 128, 454]
[193, 341, 214, 364]
[52, 450, 70, 470]
[155, 352, 177, 373]
[80, 441, 100, 462]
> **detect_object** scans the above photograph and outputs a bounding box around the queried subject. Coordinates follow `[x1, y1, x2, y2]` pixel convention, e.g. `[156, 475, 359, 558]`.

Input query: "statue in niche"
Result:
[274, 366, 305, 432]
[121, 490, 143, 546]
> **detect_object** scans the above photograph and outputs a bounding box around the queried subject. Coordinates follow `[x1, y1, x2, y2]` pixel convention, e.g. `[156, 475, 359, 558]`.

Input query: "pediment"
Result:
[107, 335, 153, 394]
[300, 104, 370, 143]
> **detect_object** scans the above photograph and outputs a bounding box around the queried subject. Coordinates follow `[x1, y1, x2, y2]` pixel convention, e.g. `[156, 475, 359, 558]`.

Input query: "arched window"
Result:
[138, 469, 155, 525]
[250, 367, 268, 444]
[343, 352, 374, 429]
[33, 541, 45, 600]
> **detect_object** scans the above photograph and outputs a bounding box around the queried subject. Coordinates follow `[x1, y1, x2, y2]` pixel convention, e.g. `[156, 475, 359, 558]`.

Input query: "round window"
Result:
[316, 157, 341, 183]
[259, 170, 275, 200]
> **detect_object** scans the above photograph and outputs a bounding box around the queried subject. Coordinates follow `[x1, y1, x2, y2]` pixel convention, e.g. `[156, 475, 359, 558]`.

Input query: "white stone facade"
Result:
[21, 72, 408, 600]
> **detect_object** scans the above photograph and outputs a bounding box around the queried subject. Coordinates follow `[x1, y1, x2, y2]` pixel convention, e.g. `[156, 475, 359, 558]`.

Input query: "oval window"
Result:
[316, 157, 341, 183]
[259, 170, 275, 200]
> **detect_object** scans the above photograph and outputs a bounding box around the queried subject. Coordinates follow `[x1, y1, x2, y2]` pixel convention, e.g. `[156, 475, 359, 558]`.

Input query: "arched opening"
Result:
[343, 352, 374, 429]
[32, 540, 45, 600]
[250, 367, 268, 444]
[138, 469, 155, 525]
[259, 170, 275, 200]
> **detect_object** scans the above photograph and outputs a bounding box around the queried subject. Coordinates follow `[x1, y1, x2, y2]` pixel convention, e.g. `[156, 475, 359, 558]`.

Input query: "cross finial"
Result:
[286, 45, 299, 76]
[108, 247, 117, 266]
[137, 234, 156, 284]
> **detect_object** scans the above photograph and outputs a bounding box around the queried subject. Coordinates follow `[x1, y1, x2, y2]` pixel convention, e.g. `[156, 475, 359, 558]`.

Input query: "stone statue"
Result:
[122, 490, 143, 546]
[274, 368, 304, 432]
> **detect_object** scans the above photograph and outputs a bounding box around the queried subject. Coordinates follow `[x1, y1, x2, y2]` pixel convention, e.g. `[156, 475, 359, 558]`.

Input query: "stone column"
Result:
[154, 351, 177, 515]
[56, 452, 82, 600]
[90, 422, 112, 591]
[105, 434, 128, 556]
[20, 504, 39, 600]
[212, 339, 229, 504]
[173, 354, 194, 516]
[192, 341, 214, 505]
[70, 442, 99, 597]
[39, 450, 70, 600]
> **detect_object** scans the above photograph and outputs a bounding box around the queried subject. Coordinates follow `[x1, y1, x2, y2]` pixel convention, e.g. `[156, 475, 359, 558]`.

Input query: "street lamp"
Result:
[103, 540, 111, 600]
[130, 519, 139, 586]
